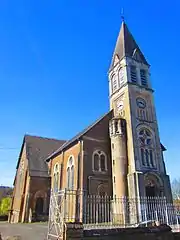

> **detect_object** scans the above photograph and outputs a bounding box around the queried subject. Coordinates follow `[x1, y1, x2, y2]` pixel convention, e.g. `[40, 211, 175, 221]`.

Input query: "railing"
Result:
[48, 189, 180, 234]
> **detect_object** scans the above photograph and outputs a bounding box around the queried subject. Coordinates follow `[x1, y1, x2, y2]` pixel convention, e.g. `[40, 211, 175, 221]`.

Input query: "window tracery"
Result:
[53, 163, 59, 192]
[92, 150, 107, 172]
[138, 128, 155, 168]
[66, 156, 74, 190]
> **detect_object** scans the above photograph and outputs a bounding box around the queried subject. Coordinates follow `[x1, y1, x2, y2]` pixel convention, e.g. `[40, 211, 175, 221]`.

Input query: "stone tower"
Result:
[109, 20, 172, 202]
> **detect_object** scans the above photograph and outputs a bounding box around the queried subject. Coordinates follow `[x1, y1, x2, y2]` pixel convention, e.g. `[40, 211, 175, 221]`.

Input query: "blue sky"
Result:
[0, 0, 179, 186]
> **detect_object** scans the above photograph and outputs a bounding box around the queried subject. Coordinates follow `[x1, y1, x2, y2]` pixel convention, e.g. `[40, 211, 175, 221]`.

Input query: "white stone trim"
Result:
[67, 155, 75, 169]
[53, 163, 60, 174]
[66, 155, 75, 190]
[53, 163, 61, 192]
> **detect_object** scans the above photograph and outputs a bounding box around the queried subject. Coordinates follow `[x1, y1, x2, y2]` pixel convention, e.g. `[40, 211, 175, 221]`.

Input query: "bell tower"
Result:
[109, 20, 172, 201]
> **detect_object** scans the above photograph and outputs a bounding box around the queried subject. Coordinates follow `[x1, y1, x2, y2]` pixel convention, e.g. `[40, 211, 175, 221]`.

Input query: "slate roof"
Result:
[110, 21, 149, 70]
[45, 111, 113, 162]
[17, 135, 66, 177]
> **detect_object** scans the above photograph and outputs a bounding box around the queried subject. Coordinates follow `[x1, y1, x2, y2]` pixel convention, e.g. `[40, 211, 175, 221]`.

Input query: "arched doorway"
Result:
[144, 173, 164, 221]
[144, 173, 163, 197]
[96, 184, 110, 223]
[146, 185, 155, 197]
[97, 184, 108, 196]
[33, 190, 47, 222]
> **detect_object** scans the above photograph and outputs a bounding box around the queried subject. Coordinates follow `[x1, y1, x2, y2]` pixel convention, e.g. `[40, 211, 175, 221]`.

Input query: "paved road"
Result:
[0, 222, 48, 240]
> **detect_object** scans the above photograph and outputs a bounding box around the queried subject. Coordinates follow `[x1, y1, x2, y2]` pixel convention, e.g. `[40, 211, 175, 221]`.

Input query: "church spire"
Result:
[109, 21, 149, 70]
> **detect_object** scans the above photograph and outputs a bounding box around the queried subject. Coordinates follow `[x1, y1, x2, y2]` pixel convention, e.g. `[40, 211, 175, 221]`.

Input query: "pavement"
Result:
[0, 222, 48, 240]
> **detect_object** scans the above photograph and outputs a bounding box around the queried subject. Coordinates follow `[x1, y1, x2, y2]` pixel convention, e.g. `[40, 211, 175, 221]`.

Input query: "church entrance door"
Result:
[35, 197, 44, 215]
[146, 186, 155, 198]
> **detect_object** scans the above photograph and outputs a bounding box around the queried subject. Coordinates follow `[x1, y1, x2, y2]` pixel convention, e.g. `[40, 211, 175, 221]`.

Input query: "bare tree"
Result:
[171, 178, 180, 200]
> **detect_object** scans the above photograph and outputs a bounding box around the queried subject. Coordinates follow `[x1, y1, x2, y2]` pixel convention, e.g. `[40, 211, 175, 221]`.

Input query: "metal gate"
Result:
[47, 190, 65, 240]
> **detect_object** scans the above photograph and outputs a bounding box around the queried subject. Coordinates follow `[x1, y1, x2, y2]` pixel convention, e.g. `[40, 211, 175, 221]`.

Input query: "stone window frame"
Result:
[33, 190, 47, 215]
[130, 65, 137, 83]
[138, 127, 155, 168]
[140, 69, 148, 87]
[118, 66, 125, 87]
[111, 73, 118, 93]
[53, 163, 60, 192]
[66, 155, 75, 190]
[92, 150, 108, 173]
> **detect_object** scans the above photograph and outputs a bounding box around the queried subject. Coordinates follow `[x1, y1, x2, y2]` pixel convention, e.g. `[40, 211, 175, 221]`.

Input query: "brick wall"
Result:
[28, 176, 50, 218]
[64, 223, 177, 240]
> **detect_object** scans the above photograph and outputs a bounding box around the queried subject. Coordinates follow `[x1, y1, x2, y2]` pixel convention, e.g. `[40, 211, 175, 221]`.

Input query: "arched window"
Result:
[119, 67, 124, 86]
[53, 163, 59, 192]
[94, 153, 99, 171]
[97, 184, 108, 196]
[34, 190, 47, 216]
[138, 128, 155, 168]
[92, 150, 107, 172]
[111, 74, 118, 93]
[141, 148, 145, 166]
[130, 65, 137, 83]
[71, 165, 74, 189]
[140, 69, 147, 87]
[66, 156, 74, 190]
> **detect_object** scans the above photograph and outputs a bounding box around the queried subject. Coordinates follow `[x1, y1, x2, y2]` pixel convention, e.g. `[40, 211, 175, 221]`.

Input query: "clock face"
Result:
[116, 99, 124, 111]
[136, 97, 146, 109]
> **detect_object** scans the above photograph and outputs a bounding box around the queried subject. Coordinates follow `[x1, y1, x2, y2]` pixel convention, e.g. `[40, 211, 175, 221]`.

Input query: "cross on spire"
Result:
[121, 8, 125, 22]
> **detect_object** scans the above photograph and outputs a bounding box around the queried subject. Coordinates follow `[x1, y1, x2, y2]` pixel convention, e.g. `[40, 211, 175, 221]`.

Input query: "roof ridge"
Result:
[25, 134, 66, 142]
[46, 111, 112, 161]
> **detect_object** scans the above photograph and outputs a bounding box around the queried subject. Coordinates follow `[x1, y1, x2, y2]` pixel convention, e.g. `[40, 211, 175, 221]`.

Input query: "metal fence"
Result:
[47, 189, 180, 239]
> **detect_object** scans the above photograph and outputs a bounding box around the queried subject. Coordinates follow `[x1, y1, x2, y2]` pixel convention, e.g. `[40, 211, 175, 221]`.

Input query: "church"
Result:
[9, 20, 173, 224]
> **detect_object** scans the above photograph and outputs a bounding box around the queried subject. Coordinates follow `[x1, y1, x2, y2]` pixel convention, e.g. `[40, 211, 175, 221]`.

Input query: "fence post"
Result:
[64, 189, 67, 222]
[164, 197, 169, 226]
[144, 197, 147, 226]
[47, 189, 52, 239]
[83, 191, 87, 224]
[75, 189, 80, 222]
[155, 210, 158, 223]
[95, 195, 98, 224]
[166, 205, 169, 226]
[137, 196, 142, 224]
